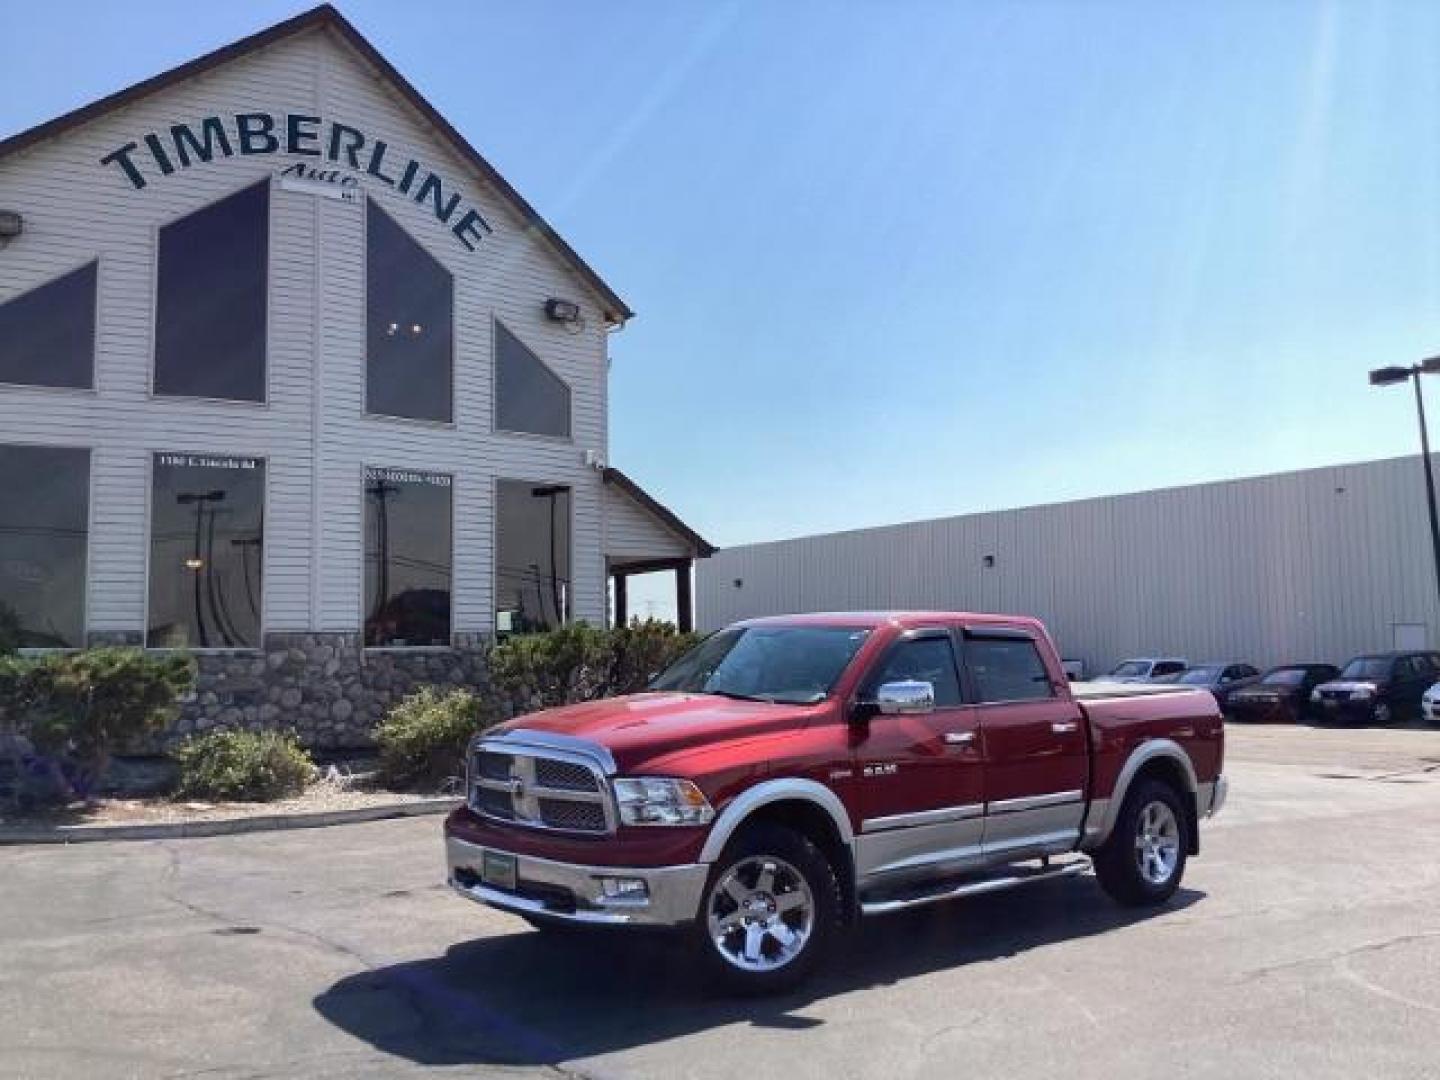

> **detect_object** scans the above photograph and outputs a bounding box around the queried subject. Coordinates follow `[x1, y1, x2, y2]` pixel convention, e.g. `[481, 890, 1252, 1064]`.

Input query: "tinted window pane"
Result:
[0, 445, 88, 647]
[148, 454, 264, 648]
[495, 321, 571, 437]
[367, 200, 453, 421]
[154, 182, 268, 401]
[0, 263, 96, 389]
[870, 637, 962, 706]
[969, 638, 1055, 702]
[496, 480, 571, 633]
[365, 468, 452, 646]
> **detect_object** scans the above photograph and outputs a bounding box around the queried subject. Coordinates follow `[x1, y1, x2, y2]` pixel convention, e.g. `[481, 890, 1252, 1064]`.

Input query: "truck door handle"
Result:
[943, 732, 976, 746]
[1051, 721, 1079, 734]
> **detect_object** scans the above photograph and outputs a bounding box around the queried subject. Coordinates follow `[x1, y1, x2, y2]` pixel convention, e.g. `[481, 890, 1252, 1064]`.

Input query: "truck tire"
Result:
[691, 822, 843, 995]
[1094, 778, 1188, 907]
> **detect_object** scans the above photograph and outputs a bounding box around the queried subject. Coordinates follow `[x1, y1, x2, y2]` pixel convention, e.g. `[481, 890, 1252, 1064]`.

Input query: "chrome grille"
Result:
[471, 742, 612, 834]
[538, 798, 607, 831]
[535, 759, 600, 792]
[477, 751, 514, 781]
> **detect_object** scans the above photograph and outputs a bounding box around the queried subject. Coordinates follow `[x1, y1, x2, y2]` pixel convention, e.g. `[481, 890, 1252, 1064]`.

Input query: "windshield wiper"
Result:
[704, 689, 776, 703]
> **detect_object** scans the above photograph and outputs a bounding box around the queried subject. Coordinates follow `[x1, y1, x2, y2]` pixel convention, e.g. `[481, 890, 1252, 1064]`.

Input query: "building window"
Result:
[366, 200, 453, 422]
[496, 480, 571, 633]
[0, 445, 89, 647]
[154, 181, 269, 402]
[364, 467, 452, 647]
[147, 454, 265, 649]
[495, 320, 571, 438]
[0, 262, 97, 389]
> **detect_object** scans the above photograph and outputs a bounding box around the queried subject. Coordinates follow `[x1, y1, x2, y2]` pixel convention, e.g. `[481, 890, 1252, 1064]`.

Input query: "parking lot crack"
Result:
[1241, 929, 1440, 981]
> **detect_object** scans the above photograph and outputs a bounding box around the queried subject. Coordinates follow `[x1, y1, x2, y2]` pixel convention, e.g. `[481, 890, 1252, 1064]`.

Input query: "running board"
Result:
[859, 855, 1092, 916]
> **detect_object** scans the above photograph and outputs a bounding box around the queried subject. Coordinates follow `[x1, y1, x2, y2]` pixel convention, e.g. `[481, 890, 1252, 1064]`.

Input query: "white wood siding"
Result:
[603, 485, 692, 560]
[698, 454, 1440, 672]
[0, 27, 614, 638]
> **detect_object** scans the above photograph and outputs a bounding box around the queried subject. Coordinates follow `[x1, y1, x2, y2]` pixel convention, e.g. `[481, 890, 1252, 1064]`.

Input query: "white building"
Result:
[0, 6, 710, 743]
[698, 454, 1440, 675]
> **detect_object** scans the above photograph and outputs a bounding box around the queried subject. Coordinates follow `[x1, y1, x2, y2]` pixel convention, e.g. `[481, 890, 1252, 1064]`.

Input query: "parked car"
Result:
[1422, 681, 1440, 724]
[1227, 664, 1340, 723]
[1310, 651, 1440, 725]
[1104, 657, 1188, 683]
[1161, 662, 1263, 710]
[445, 611, 1226, 993]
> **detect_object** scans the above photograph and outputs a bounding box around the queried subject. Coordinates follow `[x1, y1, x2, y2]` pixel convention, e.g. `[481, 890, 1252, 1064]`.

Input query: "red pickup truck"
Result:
[445, 612, 1227, 992]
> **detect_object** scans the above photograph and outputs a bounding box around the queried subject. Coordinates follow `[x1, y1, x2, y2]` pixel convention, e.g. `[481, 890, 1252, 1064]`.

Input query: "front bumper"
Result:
[1227, 698, 1296, 723]
[1313, 697, 1382, 723]
[446, 836, 709, 927]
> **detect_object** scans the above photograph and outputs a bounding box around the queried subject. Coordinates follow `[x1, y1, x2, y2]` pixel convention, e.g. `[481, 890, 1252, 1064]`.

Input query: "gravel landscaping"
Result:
[0, 769, 460, 838]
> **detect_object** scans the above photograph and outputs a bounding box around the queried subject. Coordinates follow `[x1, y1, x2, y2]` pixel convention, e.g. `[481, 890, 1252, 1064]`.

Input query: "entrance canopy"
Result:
[602, 468, 714, 632]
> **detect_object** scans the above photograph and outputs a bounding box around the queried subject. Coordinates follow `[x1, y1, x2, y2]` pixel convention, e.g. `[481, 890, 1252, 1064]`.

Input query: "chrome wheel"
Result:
[1373, 703, 1391, 725]
[1133, 800, 1181, 886]
[705, 855, 814, 973]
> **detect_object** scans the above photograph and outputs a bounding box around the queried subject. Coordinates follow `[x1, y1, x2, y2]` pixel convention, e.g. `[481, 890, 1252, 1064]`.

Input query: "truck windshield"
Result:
[1339, 658, 1391, 680]
[649, 625, 870, 705]
[1262, 668, 1308, 686]
[1177, 666, 1222, 684]
[1109, 661, 1150, 678]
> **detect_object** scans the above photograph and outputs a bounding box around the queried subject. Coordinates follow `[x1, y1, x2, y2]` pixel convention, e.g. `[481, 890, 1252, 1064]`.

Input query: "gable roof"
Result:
[603, 467, 716, 557]
[0, 4, 633, 324]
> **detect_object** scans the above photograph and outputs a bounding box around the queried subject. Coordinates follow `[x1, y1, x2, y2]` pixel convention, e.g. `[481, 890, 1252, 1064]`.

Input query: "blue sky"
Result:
[6, 0, 1440, 564]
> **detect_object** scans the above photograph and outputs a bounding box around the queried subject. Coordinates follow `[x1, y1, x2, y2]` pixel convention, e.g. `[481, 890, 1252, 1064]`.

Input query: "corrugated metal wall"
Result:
[697, 455, 1440, 673]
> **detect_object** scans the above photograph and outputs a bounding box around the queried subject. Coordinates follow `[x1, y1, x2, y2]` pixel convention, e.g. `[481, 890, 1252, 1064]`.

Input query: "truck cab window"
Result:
[867, 636, 962, 706]
[968, 638, 1055, 702]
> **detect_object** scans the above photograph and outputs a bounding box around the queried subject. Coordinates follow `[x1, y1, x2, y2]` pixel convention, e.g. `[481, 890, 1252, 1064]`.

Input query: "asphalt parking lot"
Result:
[4, 724, 1440, 1080]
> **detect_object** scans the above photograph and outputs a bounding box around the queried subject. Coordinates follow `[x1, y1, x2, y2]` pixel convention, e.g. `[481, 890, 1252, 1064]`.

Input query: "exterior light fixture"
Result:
[544, 298, 581, 323]
[184, 557, 205, 571]
[1369, 365, 1412, 386]
[0, 210, 22, 248]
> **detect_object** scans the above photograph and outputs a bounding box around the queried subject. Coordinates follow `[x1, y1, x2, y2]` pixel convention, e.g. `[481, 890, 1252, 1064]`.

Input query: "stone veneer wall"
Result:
[87, 631, 491, 750]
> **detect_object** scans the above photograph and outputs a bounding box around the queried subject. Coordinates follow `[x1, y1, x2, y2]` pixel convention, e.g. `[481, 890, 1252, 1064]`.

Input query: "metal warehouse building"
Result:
[698, 454, 1440, 675]
[0, 6, 711, 746]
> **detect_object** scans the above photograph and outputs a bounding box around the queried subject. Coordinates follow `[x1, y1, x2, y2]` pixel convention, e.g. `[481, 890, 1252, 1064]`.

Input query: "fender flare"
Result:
[698, 778, 855, 864]
[1088, 738, 1199, 846]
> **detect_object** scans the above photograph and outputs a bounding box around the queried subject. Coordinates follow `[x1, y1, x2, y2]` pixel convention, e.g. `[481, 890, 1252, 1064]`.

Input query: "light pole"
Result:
[1370, 357, 1440, 613]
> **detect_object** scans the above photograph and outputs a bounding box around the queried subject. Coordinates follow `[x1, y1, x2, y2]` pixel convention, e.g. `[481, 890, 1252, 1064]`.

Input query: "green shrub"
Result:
[376, 686, 488, 789]
[173, 729, 317, 802]
[0, 648, 196, 804]
[607, 619, 700, 695]
[488, 622, 611, 711]
[487, 619, 700, 712]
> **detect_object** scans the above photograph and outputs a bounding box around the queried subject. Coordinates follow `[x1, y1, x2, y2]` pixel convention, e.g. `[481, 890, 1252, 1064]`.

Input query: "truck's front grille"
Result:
[537, 797, 607, 832]
[471, 743, 612, 835]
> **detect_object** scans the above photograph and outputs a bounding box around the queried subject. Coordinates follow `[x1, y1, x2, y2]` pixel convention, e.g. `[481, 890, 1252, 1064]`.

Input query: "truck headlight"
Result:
[613, 778, 715, 826]
[1351, 684, 1374, 700]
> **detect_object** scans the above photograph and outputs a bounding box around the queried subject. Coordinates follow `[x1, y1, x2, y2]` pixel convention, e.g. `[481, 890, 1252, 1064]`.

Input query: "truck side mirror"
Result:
[872, 680, 936, 716]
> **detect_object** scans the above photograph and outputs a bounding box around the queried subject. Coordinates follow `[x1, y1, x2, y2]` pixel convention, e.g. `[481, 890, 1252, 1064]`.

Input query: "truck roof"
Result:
[735, 611, 1047, 632]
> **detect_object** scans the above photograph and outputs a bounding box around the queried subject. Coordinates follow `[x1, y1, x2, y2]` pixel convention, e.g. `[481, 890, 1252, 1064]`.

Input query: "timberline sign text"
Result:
[100, 112, 493, 251]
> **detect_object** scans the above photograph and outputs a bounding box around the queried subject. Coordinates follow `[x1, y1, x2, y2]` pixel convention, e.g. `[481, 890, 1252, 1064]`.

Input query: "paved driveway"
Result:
[3, 725, 1440, 1080]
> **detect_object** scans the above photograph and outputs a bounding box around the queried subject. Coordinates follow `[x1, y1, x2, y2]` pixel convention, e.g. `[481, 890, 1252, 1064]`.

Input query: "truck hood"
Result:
[491, 692, 820, 772]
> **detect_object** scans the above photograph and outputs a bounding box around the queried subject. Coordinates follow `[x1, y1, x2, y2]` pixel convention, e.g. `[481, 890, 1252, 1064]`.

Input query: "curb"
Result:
[0, 797, 460, 845]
